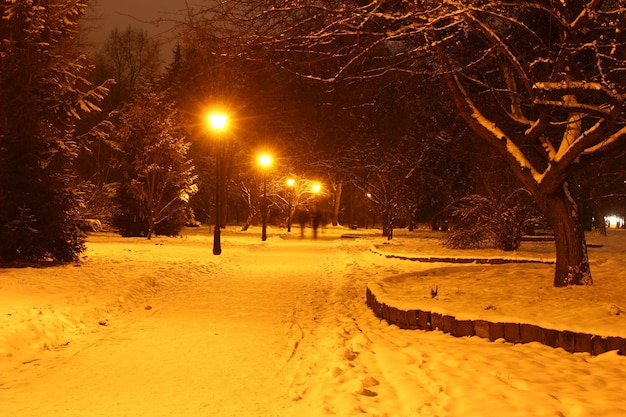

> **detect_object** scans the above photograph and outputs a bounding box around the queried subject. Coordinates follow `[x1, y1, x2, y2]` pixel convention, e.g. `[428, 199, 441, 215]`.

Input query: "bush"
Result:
[0, 178, 85, 263]
[112, 185, 194, 237]
[445, 190, 535, 251]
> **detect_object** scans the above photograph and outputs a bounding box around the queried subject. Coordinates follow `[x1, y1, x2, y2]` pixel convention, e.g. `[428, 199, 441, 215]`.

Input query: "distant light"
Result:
[312, 183, 321, 193]
[259, 154, 272, 167]
[605, 215, 623, 228]
[286, 178, 295, 187]
[208, 114, 228, 130]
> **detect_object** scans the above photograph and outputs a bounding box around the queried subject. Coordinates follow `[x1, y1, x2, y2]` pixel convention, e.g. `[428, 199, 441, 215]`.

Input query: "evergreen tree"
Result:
[111, 88, 197, 239]
[0, 0, 110, 262]
[76, 25, 161, 227]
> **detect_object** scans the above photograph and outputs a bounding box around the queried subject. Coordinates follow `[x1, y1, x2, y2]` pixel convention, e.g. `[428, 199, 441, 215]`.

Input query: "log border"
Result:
[366, 287, 626, 356]
[369, 246, 555, 265]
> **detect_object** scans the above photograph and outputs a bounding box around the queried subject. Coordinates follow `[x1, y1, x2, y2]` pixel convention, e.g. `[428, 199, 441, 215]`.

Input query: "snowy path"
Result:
[2, 230, 626, 416]
[0, 234, 378, 417]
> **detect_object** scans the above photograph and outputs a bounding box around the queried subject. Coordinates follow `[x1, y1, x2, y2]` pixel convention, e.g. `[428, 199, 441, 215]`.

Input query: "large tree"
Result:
[0, 0, 110, 262]
[111, 88, 198, 239]
[423, 1, 626, 286]
[92, 25, 160, 104]
[187, 0, 626, 287]
[77, 25, 161, 225]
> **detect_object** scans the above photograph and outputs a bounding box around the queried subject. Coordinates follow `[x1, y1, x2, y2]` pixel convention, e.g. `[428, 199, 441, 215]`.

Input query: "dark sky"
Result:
[85, 0, 190, 55]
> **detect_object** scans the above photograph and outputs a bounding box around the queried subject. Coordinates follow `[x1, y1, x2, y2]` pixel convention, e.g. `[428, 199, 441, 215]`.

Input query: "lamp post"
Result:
[286, 178, 295, 232]
[208, 113, 228, 255]
[259, 154, 272, 241]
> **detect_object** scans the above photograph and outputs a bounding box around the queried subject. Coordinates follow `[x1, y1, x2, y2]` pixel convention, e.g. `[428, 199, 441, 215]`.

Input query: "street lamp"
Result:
[259, 154, 272, 241]
[208, 113, 228, 255]
[286, 178, 295, 232]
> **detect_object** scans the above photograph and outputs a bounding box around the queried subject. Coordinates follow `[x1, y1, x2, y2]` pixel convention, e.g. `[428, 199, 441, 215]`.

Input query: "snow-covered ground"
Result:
[1, 226, 625, 416]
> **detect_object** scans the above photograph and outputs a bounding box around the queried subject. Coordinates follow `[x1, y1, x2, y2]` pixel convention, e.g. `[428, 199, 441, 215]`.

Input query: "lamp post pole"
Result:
[208, 114, 228, 255]
[214, 141, 222, 254]
[286, 178, 295, 233]
[262, 172, 268, 241]
[259, 154, 272, 242]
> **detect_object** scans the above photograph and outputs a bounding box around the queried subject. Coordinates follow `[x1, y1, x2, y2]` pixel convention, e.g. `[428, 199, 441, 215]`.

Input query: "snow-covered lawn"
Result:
[369, 229, 626, 338]
[1, 226, 625, 416]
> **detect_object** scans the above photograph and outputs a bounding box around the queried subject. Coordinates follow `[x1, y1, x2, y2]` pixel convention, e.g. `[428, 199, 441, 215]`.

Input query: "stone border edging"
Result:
[366, 287, 626, 356]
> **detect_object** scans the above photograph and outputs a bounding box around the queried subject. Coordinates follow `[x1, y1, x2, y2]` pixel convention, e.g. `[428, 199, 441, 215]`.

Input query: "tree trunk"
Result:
[241, 206, 257, 232]
[147, 220, 154, 240]
[382, 207, 394, 240]
[539, 183, 592, 287]
[592, 204, 607, 236]
[331, 180, 342, 227]
[220, 192, 228, 229]
[407, 206, 416, 231]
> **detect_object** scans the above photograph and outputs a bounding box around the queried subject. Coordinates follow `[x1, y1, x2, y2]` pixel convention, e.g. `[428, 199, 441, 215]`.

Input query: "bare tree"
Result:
[183, 0, 626, 287]
[421, 2, 626, 286]
[93, 25, 160, 103]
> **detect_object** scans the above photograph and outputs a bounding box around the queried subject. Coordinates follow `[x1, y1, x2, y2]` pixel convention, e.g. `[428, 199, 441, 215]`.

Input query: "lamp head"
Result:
[259, 154, 272, 167]
[208, 114, 228, 130]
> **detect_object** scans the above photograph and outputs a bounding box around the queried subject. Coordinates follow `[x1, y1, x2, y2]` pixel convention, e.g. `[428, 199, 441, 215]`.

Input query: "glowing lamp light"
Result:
[606, 215, 624, 228]
[286, 178, 295, 187]
[259, 154, 272, 167]
[208, 114, 228, 130]
[312, 183, 321, 193]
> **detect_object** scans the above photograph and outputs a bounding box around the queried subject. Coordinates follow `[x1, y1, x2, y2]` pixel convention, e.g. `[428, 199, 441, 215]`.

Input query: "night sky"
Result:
[85, 0, 190, 51]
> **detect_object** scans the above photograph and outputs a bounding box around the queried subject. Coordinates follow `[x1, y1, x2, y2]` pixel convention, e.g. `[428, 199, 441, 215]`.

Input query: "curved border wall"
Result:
[366, 287, 626, 356]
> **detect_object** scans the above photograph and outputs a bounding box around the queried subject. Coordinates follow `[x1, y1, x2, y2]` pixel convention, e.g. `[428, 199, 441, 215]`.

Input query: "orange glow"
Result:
[259, 154, 272, 168]
[208, 113, 228, 130]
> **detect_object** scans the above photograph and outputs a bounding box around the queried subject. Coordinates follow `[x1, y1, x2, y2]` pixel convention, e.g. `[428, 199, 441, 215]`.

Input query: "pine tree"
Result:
[0, 0, 110, 262]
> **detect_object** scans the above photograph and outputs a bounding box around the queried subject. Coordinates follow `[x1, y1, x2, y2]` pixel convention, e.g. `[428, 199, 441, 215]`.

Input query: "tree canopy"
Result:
[180, 0, 626, 286]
